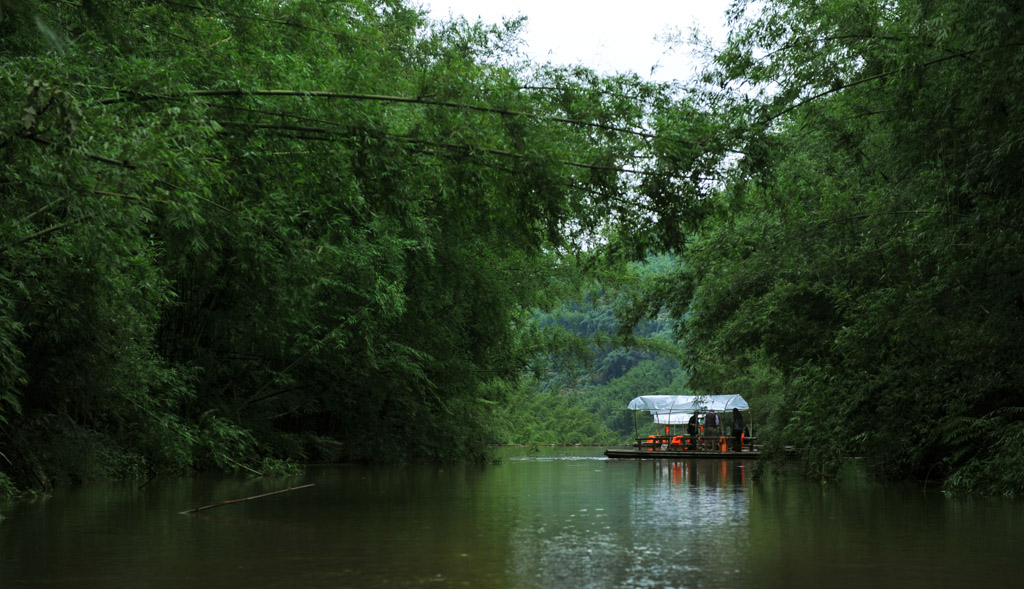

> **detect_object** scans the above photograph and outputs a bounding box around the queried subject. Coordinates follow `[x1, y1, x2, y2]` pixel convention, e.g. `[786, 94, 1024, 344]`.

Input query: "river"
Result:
[1, 447, 1021, 587]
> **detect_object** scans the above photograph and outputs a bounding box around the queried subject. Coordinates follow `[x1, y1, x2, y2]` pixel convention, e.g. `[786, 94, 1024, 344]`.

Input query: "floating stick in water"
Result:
[180, 483, 315, 515]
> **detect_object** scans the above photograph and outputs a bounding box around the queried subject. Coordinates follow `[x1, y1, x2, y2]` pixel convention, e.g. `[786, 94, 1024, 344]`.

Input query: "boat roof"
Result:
[627, 395, 749, 424]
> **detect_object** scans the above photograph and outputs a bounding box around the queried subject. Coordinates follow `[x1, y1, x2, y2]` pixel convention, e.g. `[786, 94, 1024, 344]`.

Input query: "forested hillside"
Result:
[3, 0, 1023, 498]
[493, 258, 692, 445]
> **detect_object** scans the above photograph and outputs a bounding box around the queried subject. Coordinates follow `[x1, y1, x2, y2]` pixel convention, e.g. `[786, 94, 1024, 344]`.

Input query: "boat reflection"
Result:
[639, 458, 750, 489]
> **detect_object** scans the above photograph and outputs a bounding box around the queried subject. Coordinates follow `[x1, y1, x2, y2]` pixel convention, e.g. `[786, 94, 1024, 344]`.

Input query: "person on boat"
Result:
[731, 408, 745, 451]
[686, 412, 699, 449]
[705, 410, 720, 440]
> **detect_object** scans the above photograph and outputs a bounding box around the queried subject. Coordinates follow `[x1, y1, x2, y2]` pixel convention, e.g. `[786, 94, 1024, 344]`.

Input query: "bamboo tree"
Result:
[0, 0, 701, 490]
[634, 0, 1024, 494]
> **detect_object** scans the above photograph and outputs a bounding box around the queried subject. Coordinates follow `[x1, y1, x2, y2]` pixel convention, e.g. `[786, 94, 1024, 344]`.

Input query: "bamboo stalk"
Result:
[179, 483, 315, 515]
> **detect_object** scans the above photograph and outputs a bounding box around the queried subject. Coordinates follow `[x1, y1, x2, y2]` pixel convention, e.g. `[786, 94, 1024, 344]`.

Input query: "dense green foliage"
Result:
[0, 0, 694, 493]
[498, 262, 691, 445]
[489, 380, 618, 446]
[628, 0, 1024, 495]
[3, 0, 1022, 499]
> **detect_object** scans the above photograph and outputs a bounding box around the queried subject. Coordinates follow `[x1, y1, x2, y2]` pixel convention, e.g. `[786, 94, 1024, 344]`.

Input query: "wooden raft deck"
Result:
[604, 447, 760, 460]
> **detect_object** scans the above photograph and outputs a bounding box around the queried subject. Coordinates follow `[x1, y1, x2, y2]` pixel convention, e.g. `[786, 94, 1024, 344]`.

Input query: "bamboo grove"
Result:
[2, 0, 1023, 497]
[0, 0, 716, 490]
[628, 0, 1024, 495]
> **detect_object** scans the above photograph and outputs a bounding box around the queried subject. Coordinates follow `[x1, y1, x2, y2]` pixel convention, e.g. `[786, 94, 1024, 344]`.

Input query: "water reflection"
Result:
[623, 460, 750, 588]
[2, 450, 1023, 588]
[744, 465, 1024, 587]
[639, 459, 749, 488]
[501, 455, 754, 588]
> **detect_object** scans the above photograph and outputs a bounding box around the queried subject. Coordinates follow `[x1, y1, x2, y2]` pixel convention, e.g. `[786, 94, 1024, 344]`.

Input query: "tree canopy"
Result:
[628, 0, 1024, 494]
[3, 0, 1022, 498]
[0, 0, 701, 488]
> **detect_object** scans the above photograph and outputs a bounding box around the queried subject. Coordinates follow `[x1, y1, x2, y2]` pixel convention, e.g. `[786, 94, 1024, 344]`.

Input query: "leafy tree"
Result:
[632, 0, 1024, 494]
[0, 0, 698, 492]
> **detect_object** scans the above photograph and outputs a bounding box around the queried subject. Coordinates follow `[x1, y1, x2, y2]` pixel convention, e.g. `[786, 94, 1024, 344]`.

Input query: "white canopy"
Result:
[627, 395, 749, 424]
[652, 412, 694, 425]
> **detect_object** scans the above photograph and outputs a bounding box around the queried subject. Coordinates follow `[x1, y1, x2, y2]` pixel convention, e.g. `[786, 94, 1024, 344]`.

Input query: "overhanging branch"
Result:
[763, 43, 1024, 125]
[98, 88, 656, 139]
[215, 120, 654, 176]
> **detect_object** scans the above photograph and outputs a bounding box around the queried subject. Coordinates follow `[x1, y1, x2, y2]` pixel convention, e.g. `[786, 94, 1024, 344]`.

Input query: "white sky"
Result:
[421, 1, 734, 83]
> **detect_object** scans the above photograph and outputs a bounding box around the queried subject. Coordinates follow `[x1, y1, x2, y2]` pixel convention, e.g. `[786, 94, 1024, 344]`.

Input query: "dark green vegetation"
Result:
[625, 0, 1024, 495]
[494, 256, 691, 446]
[0, 0, 693, 494]
[2, 0, 1023, 499]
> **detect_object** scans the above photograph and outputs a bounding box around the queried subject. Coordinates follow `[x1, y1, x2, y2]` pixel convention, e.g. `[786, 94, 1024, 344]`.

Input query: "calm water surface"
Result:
[1, 447, 1021, 587]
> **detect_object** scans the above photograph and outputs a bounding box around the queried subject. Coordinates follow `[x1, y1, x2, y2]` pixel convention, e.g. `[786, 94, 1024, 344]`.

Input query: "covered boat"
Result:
[629, 394, 749, 424]
[604, 394, 758, 459]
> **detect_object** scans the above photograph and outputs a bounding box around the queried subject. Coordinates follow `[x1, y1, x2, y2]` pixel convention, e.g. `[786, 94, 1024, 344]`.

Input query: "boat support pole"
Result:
[633, 410, 638, 448]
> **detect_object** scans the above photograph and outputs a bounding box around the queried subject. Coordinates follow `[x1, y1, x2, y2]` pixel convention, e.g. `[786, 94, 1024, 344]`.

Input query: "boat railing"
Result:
[635, 433, 758, 452]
